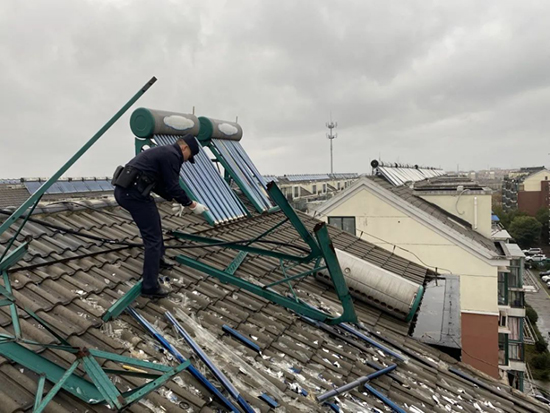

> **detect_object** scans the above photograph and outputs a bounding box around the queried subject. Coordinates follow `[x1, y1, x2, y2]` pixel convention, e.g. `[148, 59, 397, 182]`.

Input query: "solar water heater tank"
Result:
[198, 117, 243, 142]
[317, 249, 424, 321]
[130, 108, 200, 138]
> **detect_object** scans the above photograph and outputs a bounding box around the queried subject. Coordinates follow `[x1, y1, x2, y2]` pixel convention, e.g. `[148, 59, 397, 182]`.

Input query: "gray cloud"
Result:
[1, 0, 550, 178]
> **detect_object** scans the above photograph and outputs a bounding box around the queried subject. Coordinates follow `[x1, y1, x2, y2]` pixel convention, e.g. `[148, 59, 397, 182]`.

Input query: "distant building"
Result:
[264, 173, 359, 211]
[502, 167, 546, 212]
[517, 169, 550, 216]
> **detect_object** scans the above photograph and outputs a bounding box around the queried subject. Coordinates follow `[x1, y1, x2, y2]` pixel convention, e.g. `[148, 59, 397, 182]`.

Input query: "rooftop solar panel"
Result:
[209, 139, 274, 213]
[154, 135, 247, 225]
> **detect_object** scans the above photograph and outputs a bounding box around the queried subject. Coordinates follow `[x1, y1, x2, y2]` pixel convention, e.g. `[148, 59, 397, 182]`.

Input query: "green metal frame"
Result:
[0, 77, 194, 412]
[173, 182, 357, 325]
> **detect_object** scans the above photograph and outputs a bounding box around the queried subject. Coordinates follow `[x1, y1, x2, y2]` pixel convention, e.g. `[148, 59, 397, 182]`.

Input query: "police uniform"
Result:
[113, 137, 197, 295]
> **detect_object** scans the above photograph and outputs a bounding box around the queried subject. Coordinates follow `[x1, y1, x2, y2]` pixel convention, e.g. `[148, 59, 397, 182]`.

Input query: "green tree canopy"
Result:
[509, 216, 542, 248]
[536, 207, 550, 243]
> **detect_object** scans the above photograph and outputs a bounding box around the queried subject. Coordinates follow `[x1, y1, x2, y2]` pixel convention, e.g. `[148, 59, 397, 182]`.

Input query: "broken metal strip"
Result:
[0, 195, 40, 266]
[364, 383, 406, 413]
[226, 251, 248, 275]
[243, 218, 289, 247]
[166, 311, 256, 413]
[317, 364, 397, 402]
[122, 360, 190, 405]
[33, 374, 46, 412]
[338, 324, 406, 362]
[259, 393, 279, 408]
[33, 361, 80, 413]
[2, 271, 20, 338]
[0, 77, 157, 238]
[0, 341, 103, 402]
[266, 182, 322, 255]
[24, 307, 71, 346]
[312, 223, 358, 324]
[0, 242, 29, 272]
[82, 355, 125, 410]
[222, 325, 261, 353]
[102, 280, 142, 322]
[125, 307, 240, 413]
[89, 348, 172, 373]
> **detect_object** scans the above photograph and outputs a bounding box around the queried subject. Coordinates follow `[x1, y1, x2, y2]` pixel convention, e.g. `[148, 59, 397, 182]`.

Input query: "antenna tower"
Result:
[326, 115, 337, 174]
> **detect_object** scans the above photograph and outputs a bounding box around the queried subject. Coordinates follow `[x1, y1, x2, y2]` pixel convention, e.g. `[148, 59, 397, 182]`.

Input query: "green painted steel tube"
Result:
[0, 77, 157, 238]
[405, 285, 424, 322]
[0, 342, 103, 402]
[314, 223, 358, 325]
[34, 361, 80, 413]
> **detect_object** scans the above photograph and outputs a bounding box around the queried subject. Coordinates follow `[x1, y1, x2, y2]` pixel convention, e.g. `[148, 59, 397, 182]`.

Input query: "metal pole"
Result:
[0, 77, 157, 237]
[317, 364, 397, 402]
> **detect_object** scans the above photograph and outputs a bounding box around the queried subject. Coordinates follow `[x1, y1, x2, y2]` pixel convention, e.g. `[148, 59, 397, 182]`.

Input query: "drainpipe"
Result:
[474, 196, 478, 230]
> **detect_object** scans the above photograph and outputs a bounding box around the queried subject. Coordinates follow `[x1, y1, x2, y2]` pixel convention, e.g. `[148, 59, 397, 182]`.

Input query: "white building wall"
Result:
[419, 193, 493, 239]
[522, 170, 550, 192]
[318, 189, 499, 314]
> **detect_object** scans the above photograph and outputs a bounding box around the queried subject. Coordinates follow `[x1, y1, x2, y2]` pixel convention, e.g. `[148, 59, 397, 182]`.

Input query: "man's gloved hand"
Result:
[171, 203, 185, 217]
[189, 202, 209, 215]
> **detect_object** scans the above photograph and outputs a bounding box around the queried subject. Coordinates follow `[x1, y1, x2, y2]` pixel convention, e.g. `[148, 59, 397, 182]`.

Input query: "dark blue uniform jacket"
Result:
[127, 143, 193, 206]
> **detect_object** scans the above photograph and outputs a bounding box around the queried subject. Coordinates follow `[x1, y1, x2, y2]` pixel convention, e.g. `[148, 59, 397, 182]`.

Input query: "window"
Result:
[312, 184, 317, 194]
[509, 259, 523, 288]
[498, 312, 507, 328]
[498, 272, 508, 305]
[337, 182, 341, 190]
[509, 343, 524, 361]
[509, 317, 522, 341]
[293, 186, 299, 199]
[328, 217, 356, 235]
[498, 333, 508, 365]
[509, 290, 524, 308]
[322, 184, 327, 193]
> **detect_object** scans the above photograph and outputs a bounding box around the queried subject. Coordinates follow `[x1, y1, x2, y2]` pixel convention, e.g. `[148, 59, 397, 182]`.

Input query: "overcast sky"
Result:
[1, 0, 550, 178]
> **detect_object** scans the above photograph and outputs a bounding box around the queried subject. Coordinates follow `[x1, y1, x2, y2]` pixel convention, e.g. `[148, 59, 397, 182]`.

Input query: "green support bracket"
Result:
[0, 242, 29, 272]
[33, 374, 46, 412]
[3, 271, 20, 339]
[0, 77, 156, 239]
[82, 355, 125, 410]
[33, 362, 79, 413]
[172, 182, 357, 324]
[102, 280, 142, 322]
[226, 251, 248, 275]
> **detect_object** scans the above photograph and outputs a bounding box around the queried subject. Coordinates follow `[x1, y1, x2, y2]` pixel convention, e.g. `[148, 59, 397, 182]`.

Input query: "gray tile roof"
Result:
[370, 176, 501, 255]
[0, 195, 546, 412]
[0, 184, 31, 208]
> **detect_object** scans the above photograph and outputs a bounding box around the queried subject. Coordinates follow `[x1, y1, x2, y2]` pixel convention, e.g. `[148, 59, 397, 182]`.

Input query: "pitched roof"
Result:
[0, 194, 545, 412]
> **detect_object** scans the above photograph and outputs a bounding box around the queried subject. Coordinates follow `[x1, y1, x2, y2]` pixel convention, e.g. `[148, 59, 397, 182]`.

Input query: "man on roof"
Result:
[112, 134, 209, 298]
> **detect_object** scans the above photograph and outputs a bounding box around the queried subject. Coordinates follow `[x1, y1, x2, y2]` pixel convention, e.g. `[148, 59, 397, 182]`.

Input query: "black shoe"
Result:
[141, 284, 171, 299]
[159, 258, 174, 270]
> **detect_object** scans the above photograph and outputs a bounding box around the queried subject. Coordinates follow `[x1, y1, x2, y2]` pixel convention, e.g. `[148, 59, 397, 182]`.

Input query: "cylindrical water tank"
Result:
[130, 108, 200, 138]
[317, 249, 424, 322]
[198, 117, 243, 142]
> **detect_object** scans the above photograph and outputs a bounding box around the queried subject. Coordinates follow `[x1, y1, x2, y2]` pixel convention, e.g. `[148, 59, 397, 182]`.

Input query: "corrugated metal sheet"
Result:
[285, 174, 331, 182]
[154, 134, 248, 225]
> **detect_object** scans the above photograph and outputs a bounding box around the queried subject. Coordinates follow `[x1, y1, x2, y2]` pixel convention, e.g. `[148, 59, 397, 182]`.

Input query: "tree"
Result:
[509, 216, 542, 248]
[536, 207, 550, 244]
[492, 207, 528, 230]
